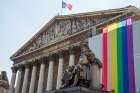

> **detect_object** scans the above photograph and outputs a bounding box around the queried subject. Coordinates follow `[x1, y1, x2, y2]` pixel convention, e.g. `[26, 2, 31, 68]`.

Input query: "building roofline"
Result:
[10, 5, 140, 60]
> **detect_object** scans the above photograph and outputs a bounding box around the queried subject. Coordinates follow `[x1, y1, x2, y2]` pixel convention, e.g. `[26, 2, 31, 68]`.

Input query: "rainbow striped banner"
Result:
[102, 18, 136, 93]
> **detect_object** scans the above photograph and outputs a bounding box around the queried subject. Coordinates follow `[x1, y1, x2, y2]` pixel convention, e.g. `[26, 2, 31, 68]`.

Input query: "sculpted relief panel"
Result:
[17, 15, 117, 56]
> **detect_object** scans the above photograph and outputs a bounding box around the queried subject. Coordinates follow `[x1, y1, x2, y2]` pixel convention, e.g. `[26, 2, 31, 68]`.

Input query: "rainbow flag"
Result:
[102, 18, 136, 93]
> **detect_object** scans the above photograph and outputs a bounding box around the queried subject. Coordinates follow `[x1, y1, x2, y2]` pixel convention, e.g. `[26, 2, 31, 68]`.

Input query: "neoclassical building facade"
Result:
[9, 6, 140, 93]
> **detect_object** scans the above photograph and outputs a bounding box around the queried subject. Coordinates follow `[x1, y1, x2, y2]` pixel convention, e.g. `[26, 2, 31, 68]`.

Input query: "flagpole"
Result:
[60, 0, 63, 15]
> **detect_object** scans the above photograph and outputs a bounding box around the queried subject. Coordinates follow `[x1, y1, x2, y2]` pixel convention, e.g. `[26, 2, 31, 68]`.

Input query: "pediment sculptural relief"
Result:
[13, 14, 120, 57]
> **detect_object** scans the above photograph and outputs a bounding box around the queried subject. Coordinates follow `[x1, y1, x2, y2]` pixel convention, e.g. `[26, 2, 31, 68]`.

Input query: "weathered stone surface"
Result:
[0, 71, 9, 93]
[11, 13, 121, 59]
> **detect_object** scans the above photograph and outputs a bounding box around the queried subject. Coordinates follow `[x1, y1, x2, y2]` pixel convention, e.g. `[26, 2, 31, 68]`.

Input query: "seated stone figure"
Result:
[61, 66, 75, 88]
[75, 54, 91, 88]
[81, 43, 102, 89]
[61, 64, 85, 88]
[61, 42, 102, 89]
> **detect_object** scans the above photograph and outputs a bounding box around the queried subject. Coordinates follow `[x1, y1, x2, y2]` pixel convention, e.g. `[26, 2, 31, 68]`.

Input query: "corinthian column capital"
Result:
[69, 46, 75, 54]
[11, 66, 18, 73]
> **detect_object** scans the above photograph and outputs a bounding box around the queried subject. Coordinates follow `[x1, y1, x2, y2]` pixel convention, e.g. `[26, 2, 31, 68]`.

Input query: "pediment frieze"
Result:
[11, 13, 122, 59]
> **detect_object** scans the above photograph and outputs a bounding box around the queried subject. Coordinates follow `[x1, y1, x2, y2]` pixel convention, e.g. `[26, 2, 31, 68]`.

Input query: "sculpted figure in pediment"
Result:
[14, 15, 116, 56]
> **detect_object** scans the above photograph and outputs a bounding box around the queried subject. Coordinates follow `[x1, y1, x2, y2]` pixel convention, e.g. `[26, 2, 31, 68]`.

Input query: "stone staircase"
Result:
[44, 87, 114, 93]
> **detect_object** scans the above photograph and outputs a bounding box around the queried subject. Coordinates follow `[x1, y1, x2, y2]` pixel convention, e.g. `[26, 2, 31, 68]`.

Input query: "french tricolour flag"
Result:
[62, 1, 73, 10]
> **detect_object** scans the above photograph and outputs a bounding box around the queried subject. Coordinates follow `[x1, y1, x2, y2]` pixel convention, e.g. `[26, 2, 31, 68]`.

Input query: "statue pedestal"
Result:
[45, 87, 112, 93]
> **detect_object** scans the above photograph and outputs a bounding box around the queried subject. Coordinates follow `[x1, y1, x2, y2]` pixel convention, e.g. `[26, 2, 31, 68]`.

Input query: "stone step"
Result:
[44, 87, 113, 93]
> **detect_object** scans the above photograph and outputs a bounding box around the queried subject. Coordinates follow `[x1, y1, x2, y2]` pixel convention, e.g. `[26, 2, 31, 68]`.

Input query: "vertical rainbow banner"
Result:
[102, 18, 136, 93]
[102, 27, 108, 90]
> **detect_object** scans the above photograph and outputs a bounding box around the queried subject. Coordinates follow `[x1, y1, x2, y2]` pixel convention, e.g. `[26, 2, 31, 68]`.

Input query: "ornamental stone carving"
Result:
[14, 14, 118, 57]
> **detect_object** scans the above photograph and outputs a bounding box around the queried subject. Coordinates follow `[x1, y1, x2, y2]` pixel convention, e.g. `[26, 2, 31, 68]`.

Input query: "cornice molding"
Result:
[10, 6, 139, 62]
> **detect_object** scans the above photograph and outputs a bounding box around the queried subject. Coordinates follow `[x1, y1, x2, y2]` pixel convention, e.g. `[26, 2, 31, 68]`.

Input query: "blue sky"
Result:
[0, 0, 140, 81]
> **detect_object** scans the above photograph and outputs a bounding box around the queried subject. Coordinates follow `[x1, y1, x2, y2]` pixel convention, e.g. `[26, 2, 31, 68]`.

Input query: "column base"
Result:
[44, 87, 113, 93]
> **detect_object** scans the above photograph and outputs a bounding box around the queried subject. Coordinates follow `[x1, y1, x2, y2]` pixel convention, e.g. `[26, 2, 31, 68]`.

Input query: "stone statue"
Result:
[61, 42, 102, 89]
[79, 42, 102, 89]
[0, 71, 9, 93]
[61, 66, 75, 88]
[0, 71, 9, 82]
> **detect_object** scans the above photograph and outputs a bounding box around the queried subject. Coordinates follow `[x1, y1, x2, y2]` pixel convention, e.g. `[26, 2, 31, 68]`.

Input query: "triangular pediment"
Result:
[10, 6, 140, 60]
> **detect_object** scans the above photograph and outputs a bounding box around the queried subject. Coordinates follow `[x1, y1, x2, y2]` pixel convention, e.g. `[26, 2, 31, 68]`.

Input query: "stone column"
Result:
[91, 61, 102, 89]
[37, 58, 46, 93]
[46, 56, 54, 91]
[56, 52, 64, 89]
[69, 48, 75, 66]
[15, 65, 24, 93]
[9, 67, 17, 93]
[91, 64, 99, 88]
[21, 64, 30, 93]
[29, 62, 37, 93]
